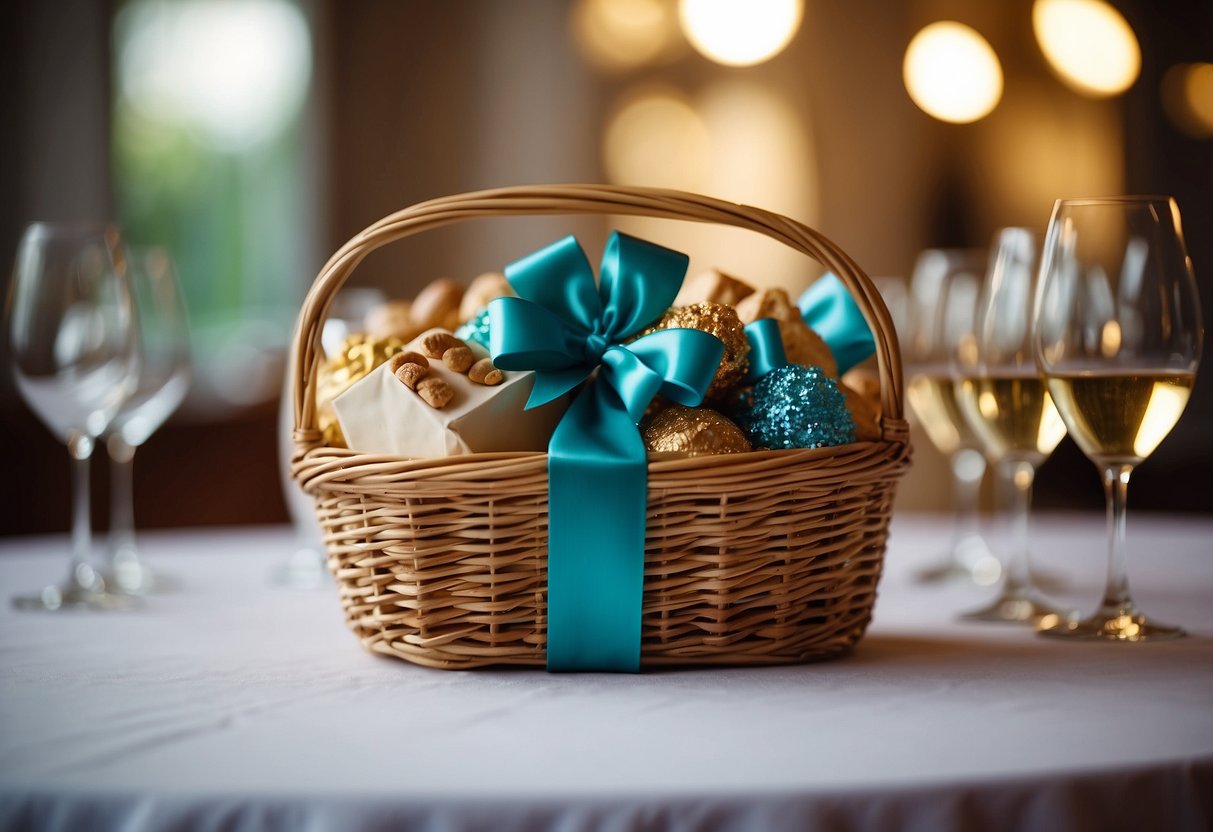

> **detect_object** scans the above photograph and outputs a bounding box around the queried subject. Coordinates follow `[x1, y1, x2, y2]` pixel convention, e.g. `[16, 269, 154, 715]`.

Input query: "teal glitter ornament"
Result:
[454, 307, 492, 350]
[735, 365, 855, 450]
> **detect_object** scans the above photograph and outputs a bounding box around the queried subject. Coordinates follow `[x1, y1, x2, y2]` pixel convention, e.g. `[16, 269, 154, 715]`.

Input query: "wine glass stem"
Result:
[999, 458, 1036, 593]
[950, 447, 985, 561]
[107, 434, 137, 556]
[1101, 463, 1134, 612]
[66, 432, 100, 592]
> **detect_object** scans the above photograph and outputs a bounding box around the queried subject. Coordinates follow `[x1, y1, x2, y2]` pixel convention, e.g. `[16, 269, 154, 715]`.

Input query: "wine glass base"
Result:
[1026, 567, 1067, 594]
[915, 556, 1001, 586]
[916, 551, 1068, 591]
[11, 583, 139, 612]
[1037, 607, 1186, 642]
[105, 554, 178, 595]
[960, 587, 1075, 626]
[914, 537, 1002, 587]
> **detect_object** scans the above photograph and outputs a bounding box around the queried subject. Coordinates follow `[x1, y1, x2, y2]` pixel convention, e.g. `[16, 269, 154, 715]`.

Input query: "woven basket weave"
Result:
[291, 184, 911, 669]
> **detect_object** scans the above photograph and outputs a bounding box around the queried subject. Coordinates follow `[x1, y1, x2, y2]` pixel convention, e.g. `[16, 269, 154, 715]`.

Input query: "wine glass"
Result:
[6, 223, 139, 610]
[1033, 197, 1202, 641]
[103, 248, 190, 594]
[952, 228, 1072, 623]
[903, 250, 1000, 585]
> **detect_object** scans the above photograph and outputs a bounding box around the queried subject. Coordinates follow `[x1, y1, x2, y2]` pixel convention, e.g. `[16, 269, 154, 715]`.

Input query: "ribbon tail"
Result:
[547, 380, 646, 672]
[743, 318, 787, 381]
[798, 273, 876, 374]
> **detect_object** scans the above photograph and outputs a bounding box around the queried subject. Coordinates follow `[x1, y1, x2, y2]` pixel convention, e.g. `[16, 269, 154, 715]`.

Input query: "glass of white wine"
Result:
[1033, 197, 1202, 641]
[953, 228, 1072, 623]
[903, 251, 1000, 585]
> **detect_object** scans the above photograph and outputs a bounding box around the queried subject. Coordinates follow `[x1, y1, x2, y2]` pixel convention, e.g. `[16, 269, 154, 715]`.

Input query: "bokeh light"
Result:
[696, 80, 814, 221]
[972, 80, 1123, 234]
[571, 0, 682, 72]
[1162, 63, 1213, 138]
[603, 81, 816, 288]
[603, 89, 710, 190]
[1032, 0, 1140, 97]
[678, 0, 803, 67]
[903, 22, 1003, 124]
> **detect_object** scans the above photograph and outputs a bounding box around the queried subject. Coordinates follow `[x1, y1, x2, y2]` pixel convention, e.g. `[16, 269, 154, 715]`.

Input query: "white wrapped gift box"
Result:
[332, 347, 566, 458]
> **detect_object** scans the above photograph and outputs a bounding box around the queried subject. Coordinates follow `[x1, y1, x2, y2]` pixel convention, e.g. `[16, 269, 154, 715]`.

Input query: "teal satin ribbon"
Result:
[798, 273, 875, 374]
[744, 318, 787, 381]
[489, 232, 724, 672]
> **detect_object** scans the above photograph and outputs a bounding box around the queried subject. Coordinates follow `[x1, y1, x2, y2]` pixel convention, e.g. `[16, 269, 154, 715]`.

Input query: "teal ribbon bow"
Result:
[798, 273, 875, 374]
[489, 232, 724, 672]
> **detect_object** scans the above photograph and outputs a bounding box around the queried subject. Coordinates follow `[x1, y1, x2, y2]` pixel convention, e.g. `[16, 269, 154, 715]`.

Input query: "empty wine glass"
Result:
[1034, 197, 1203, 641]
[952, 228, 1072, 624]
[103, 248, 190, 594]
[6, 223, 139, 610]
[903, 250, 1000, 585]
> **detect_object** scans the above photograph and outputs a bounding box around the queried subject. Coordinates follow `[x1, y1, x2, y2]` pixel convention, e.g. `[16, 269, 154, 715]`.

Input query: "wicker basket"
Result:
[290, 184, 911, 670]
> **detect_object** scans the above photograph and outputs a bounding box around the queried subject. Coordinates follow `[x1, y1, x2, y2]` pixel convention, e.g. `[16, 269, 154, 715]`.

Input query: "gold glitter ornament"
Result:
[316, 333, 405, 447]
[642, 404, 751, 456]
[642, 302, 749, 400]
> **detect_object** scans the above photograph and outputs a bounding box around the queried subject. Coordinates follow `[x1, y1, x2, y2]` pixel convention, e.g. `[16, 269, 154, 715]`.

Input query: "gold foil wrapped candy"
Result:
[316, 334, 405, 447]
[642, 404, 751, 456]
[643, 302, 749, 400]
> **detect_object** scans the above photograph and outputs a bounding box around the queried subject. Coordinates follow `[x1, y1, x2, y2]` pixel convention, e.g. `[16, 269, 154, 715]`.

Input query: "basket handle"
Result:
[291, 184, 907, 449]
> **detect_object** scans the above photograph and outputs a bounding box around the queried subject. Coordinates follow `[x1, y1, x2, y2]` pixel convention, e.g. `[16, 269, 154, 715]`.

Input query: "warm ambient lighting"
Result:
[903, 22, 1003, 124]
[1162, 63, 1213, 138]
[602, 80, 816, 285]
[571, 0, 682, 71]
[678, 0, 802, 67]
[1032, 0, 1140, 97]
[603, 89, 710, 190]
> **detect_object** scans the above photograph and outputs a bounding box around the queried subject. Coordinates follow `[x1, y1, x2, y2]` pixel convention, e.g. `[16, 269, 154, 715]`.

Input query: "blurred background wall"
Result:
[2, 0, 1211, 535]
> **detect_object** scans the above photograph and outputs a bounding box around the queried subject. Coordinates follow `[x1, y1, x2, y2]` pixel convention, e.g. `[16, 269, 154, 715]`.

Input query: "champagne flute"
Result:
[903, 251, 1000, 585]
[104, 248, 190, 594]
[953, 228, 1072, 623]
[1033, 197, 1202, 641]
[6, 223, 139, 610]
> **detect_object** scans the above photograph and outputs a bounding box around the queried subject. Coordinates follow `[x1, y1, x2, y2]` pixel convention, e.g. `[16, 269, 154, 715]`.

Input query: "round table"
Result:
[1, 513, 1210, 831]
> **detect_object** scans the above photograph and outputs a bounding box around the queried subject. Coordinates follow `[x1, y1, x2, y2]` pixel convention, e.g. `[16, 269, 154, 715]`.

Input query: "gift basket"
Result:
[290, 184, 911, 671]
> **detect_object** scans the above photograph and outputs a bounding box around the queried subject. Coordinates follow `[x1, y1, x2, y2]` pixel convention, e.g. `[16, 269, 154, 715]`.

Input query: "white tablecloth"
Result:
[1, 514, 1210, 832]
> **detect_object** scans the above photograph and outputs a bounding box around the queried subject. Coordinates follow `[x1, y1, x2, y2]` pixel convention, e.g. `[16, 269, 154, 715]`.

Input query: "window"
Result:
[112, 0, 316, 410]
